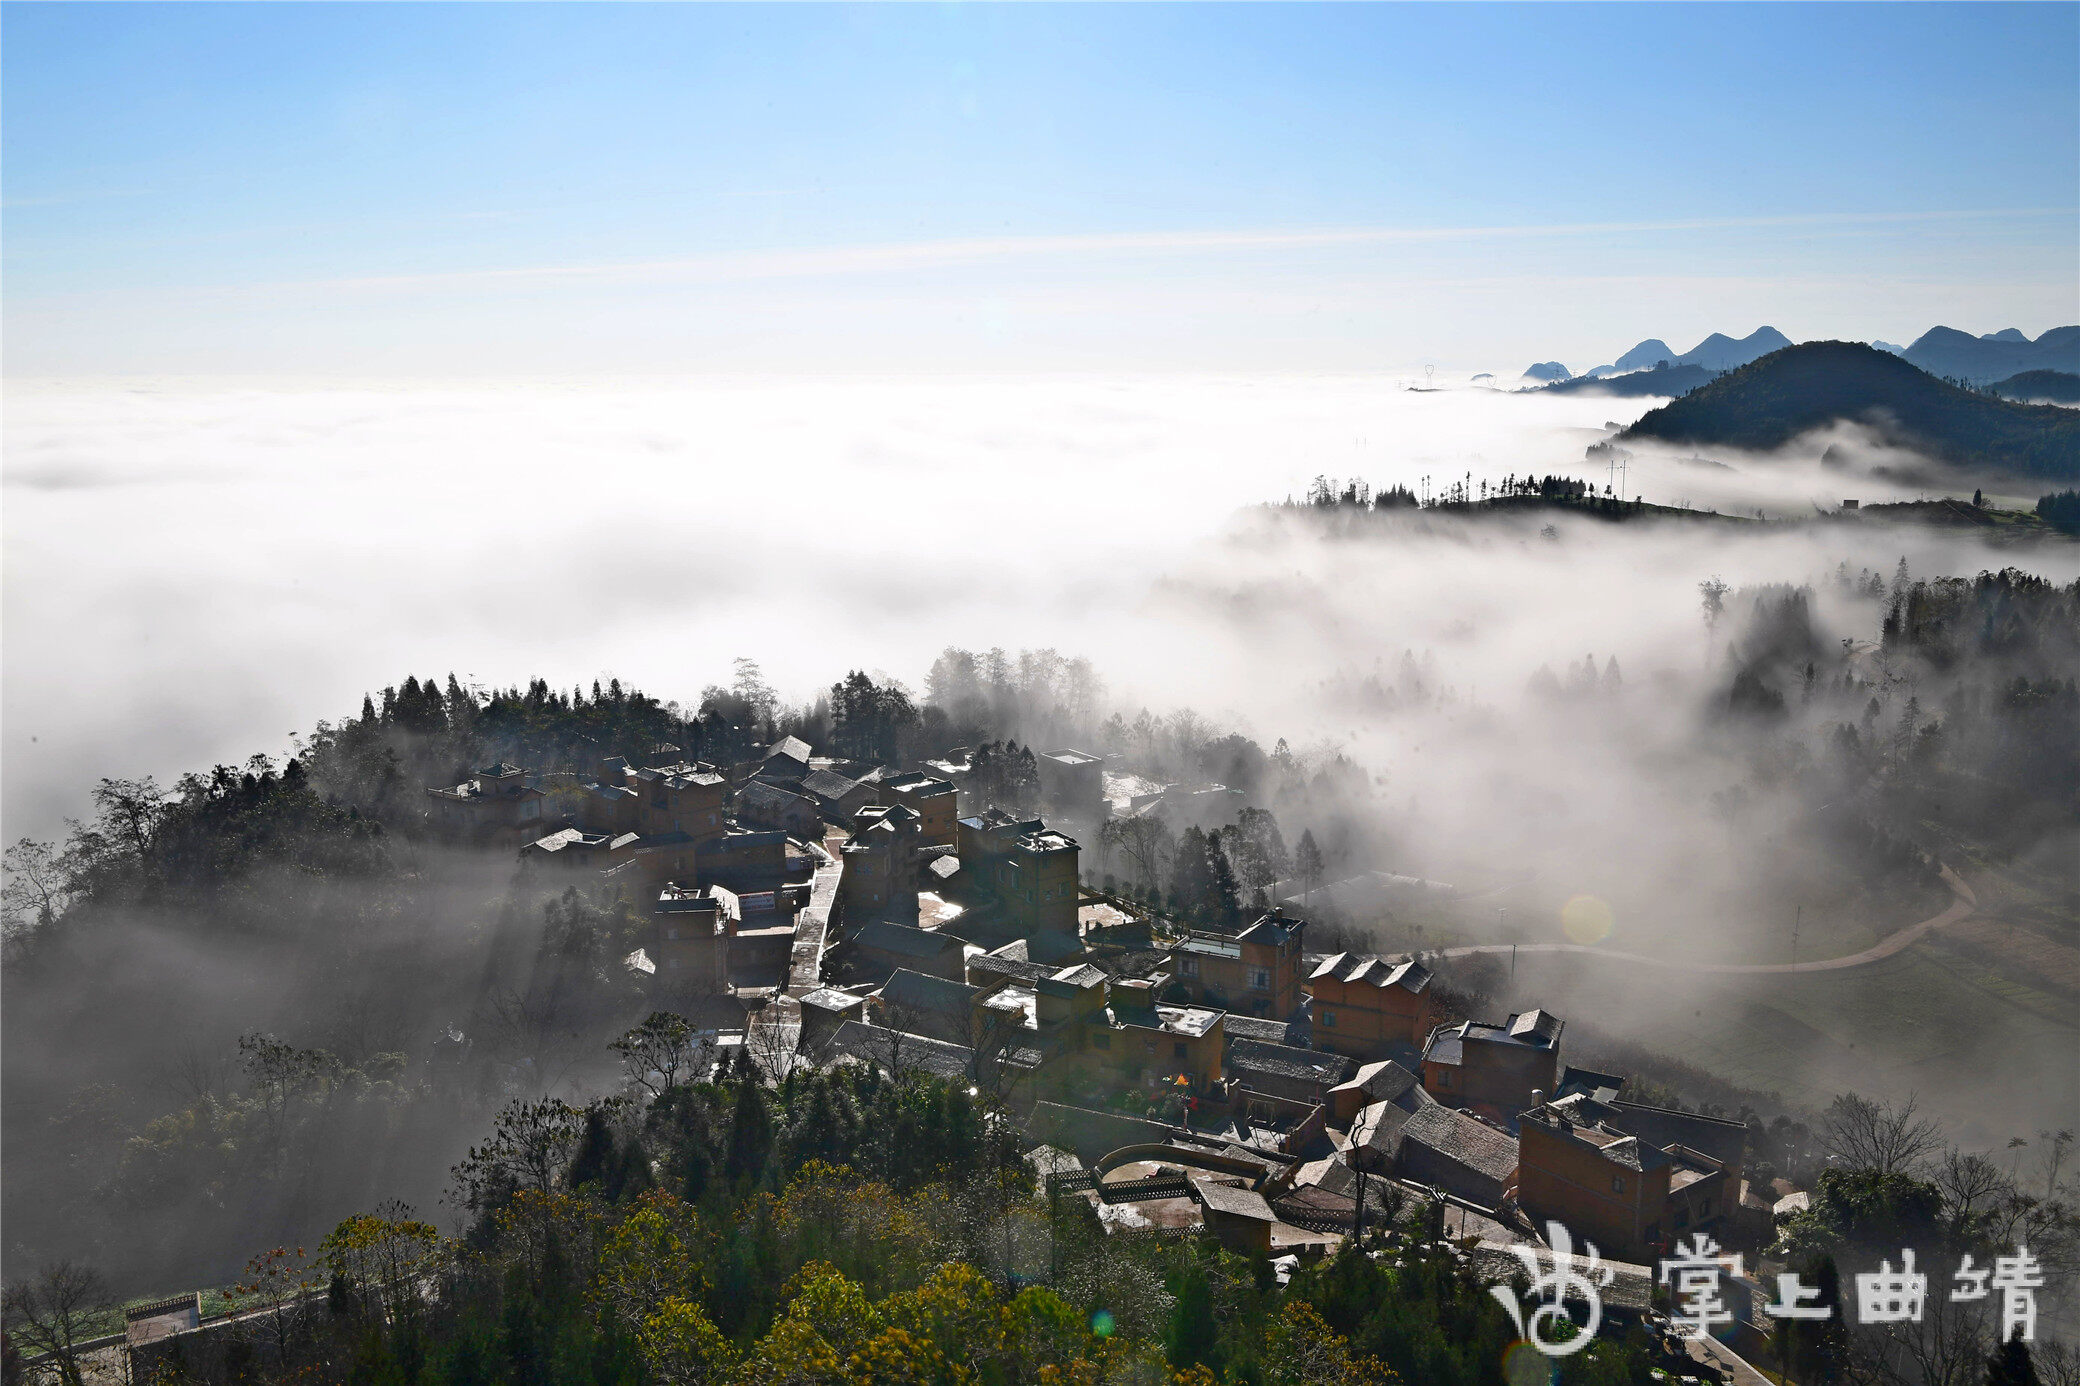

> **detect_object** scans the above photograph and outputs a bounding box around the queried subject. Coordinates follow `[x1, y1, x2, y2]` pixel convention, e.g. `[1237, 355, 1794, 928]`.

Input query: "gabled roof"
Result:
[1228, 1039, 1354, 1086]
[525, 828, 587, 853]
[765, 736, 812, 764]
[880, 968, 980, 1017]
[1195, 1181, 1276, 1222]
[857, 920, 965, 960]
[1221, 1013, 1300, 1046]
[1049, 963, 1108, 989]
[1309, 951, 1432, 994]
[1608, 1100, 1748, 1168]
[802, 768, 866, 803]
[1395, 1104, 1519, 1183]
[1425, 1010, 1564, 1065]
[1024, 930, 1087, 965]
[637, 762, 726, 788]
[884, 772, 956, 797]
[824, 1020, 974, 1079]
[1330, 1059, 1423, 1107]
[1237, 913, 1301, 947]
[800, 987, 867, 1014]
[741, 779, 815, 811]
[968, 953, 1059, 986]
[1507, 1009, 1564, 1046]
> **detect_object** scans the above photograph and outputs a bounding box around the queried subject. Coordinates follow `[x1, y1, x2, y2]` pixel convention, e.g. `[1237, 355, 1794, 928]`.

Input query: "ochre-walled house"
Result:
[1516, 1093, 1747, 1264]
[957, 808, 1080, 937]
[1308, 953, 1438, 1060]
[1420, 1009, 1565, 1116]
[1170, 912, 1308, 1018]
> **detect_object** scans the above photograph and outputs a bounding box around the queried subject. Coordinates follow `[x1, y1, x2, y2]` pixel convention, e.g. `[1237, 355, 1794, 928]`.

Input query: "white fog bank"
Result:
[0, 373, 2040, 840]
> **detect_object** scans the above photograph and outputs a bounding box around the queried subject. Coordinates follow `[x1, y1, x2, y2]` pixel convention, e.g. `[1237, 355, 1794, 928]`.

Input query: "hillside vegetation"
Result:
[1620, 341, 2080, 482]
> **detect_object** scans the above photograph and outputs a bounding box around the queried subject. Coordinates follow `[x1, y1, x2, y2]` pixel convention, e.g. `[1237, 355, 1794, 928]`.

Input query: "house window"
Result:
[1675, 1207, 1689, 1229]
[1645, 1221, 1660, 1244]
[1249, 968, 1271, 990]
[1437, 1069, 1450, 1087]
[1320, 1009, 1335, 1028]
[1173, 1043, 1187, 1062]
[1612, 1176, 1626, 1194]
[1181, 958, 1200, 976]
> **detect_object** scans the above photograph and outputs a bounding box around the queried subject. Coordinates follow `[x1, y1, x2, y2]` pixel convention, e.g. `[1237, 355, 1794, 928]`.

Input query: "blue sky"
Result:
[5, 2, 2075, 374]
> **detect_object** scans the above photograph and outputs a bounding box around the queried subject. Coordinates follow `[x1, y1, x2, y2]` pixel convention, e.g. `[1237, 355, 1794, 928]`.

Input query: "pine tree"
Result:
[1170, 827, 1216, 919]
[1986, 1333, 2040, 1386]
[1295, 830, 1325, 902]
[725, 1077, 772, 1185]
[1206, 831, 1242, 925]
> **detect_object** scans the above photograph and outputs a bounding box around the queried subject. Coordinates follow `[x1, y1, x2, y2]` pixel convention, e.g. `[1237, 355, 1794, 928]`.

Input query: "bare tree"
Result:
[1821, 1092, 1942, 1176]
[1, 838, 73, 940]
[1841, 1285, 1993, 1386]
[741, 1006, 796, 1086]
[1, 1262, 111, 1386]
[1101, 815, 1174, 896]
[231, 1245, 323, 1367]
[611, 1012, 706, 1098]
[448, 1098, 584, 1212]
[2036, 1128, 2075, 1201]
[867, 994, 932, 1083]
[1935, 1149, 2006, 1233]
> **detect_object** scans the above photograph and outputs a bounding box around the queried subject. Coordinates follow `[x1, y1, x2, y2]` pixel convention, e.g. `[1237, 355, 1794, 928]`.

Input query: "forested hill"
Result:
[1619, 341, 2080, 482]
[1537, 363, 1714, 398]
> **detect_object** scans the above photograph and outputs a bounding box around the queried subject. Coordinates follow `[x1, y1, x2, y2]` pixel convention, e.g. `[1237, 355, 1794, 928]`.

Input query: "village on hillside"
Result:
[402, 734, 1798, 1365]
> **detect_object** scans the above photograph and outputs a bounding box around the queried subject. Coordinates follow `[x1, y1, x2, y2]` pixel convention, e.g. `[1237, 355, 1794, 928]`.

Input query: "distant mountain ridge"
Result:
[1898, 325, 2080, 384]
[1618, 341, 2080, 482]
[1520, 361, 1572, 382]
[1568, 326, 1793, 380]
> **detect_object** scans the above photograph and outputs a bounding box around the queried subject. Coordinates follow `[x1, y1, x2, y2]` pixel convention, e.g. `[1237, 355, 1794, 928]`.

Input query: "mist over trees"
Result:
[5, 529, 2079, 1376]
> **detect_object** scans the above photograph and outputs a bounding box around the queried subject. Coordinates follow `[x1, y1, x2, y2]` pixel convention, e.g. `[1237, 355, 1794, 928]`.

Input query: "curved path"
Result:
[1428, 865, 1977, 976]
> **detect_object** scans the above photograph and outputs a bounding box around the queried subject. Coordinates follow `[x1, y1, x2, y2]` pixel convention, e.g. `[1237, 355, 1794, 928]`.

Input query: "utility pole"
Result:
[1791, 906, 1802, 965]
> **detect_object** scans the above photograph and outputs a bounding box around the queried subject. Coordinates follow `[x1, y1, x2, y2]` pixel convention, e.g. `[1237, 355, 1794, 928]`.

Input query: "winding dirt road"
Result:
[1431, 865, 1978, 976]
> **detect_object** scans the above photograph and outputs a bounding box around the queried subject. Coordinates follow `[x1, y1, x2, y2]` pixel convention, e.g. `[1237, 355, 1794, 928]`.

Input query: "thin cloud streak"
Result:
[17, 206, 2071, 306]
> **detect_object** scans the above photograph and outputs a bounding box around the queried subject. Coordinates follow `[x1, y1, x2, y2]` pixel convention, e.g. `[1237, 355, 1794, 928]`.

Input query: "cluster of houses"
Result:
[428, 733, 1783, 1306]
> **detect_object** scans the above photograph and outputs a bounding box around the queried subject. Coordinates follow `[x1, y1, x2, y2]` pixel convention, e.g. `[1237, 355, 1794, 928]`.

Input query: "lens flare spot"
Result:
[1561, 894, 1614, 946]
[1503, 1340, 1558, 1386]
[1089, 1309, 1115, 1338]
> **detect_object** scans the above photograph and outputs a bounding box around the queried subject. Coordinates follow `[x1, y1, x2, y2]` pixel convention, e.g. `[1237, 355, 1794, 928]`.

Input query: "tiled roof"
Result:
[857, 921, 965, 960]
[1237, 914, 1300, 947]
[1309, 951, 1432, 994]
[802, 768, 865, 803]
[1195, 1181, 1276, 1222]
[1508, 1009, 1563, 1045]
[1221, 1014, 1299, 1046]
[1609, 1101, 1748, 1168]
[741, 780, 814, 813]
[526, 828, 586, 853]
[766, 736, 812, 764]
[880, 968, 980, 1016]
[1351, 1092, 1432, 1154]
[824, 1020, 973, 1079]
[968, 954, 1059, 985]
[1396, 1105, 1519, 1183]
[1331, 1059, 1423, 1106]
[1228, 1039, 1354, 1086]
